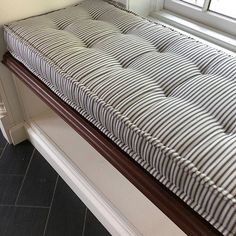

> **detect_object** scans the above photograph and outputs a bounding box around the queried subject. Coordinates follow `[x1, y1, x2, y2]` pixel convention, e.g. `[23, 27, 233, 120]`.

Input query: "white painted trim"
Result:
[163, 0, 236, 36]
[126, 0, 162, 16]
[9, 122, 27, 145]
[116, 0, 128, 8]
[154, 0, 164, 11]
[202, 0, 210, 12]
[150, 10, 236, 54]
[0, 116, 11, 143]
[25, 121, 141, 236]
[0, 63, 26, 143]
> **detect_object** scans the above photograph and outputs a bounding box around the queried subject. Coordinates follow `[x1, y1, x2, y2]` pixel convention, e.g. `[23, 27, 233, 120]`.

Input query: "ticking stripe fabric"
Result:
[4, 1, 236, 235]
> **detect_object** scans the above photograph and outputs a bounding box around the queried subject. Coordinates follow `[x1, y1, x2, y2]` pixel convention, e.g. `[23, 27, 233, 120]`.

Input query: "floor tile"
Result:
[44, 178, 86, 236]
[0, 175, 23, 205]
[0, 206, 48, 236]
[16, 150, 58, 207]
[0, 148, 5, 156]
[0, 132, 7, 149]
[0, 141, 34, 175]
[84, 210, 111, 236]
[0, 136, 110, 236]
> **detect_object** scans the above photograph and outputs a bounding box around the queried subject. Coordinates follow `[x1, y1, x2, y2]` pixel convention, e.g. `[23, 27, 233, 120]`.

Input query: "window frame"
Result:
[163, 0, 236, 36]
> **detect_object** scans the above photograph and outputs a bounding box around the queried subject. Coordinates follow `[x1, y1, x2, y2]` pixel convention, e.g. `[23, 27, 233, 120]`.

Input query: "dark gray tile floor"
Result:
[0, 133, 111, 236]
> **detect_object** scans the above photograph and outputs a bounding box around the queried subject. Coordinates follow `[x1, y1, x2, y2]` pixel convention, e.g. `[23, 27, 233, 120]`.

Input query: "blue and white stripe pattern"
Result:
[4, 0, 236, 235]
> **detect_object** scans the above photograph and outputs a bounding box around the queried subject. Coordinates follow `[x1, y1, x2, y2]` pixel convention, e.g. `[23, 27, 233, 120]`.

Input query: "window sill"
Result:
[150, 10, 236, 55]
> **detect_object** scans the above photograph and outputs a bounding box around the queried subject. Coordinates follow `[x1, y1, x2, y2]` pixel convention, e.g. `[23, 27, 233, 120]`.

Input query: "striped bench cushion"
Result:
[4, 1, 236, 235]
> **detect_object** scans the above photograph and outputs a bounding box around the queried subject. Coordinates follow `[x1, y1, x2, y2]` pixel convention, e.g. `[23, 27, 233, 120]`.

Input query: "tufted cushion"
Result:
[4, 1, 236, 235]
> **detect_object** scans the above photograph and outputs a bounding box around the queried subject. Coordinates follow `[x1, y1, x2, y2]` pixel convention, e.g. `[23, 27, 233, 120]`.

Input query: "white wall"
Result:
[128, 0, 162, 16]
[0, 0, 129, 57]
[0, 0, 81, 25]
[0, 0, 83, 58]
[128, 0, 151, 16]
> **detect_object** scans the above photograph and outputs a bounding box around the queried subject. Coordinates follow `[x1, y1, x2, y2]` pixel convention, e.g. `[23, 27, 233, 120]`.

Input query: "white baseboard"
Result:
[25, 121, 141, 236]
[9, 122, 27, 145]
[0, 115, 12, 144]
[0, 116, 28, 144]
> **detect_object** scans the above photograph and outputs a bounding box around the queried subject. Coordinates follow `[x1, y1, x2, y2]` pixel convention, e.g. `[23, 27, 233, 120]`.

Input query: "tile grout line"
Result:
[0, 174, 24, 177]
[82, 207, 88, 236]
[14, 148, 35, 205]
[0, 145, 34, 236]
[0, 142, 8, 160]
[0, 204, 50, 209]
[42, 174, 59, 236]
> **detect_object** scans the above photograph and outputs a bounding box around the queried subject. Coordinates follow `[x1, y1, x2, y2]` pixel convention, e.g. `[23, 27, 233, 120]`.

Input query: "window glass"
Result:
[209, 0, 236, 19]
[180, 0, 204, 7]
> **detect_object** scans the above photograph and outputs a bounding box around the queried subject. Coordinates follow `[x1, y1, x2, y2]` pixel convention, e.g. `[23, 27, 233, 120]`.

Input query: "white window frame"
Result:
[149, 0, 236, 52]
[163, 0, 236, 36]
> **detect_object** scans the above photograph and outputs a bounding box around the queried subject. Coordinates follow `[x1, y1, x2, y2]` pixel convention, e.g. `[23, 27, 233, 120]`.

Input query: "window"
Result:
[173, 0, 235, 19]
[179, 0, 204, 7]
[209, 0, 235, 19]
[163, 0, 236, 35]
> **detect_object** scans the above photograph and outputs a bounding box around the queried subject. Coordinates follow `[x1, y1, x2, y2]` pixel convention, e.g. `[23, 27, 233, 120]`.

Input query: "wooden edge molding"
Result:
[2, 52, 221, 236]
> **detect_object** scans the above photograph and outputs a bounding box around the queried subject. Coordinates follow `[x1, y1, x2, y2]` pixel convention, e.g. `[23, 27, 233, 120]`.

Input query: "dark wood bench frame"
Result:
[3, 52, 222, 236]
